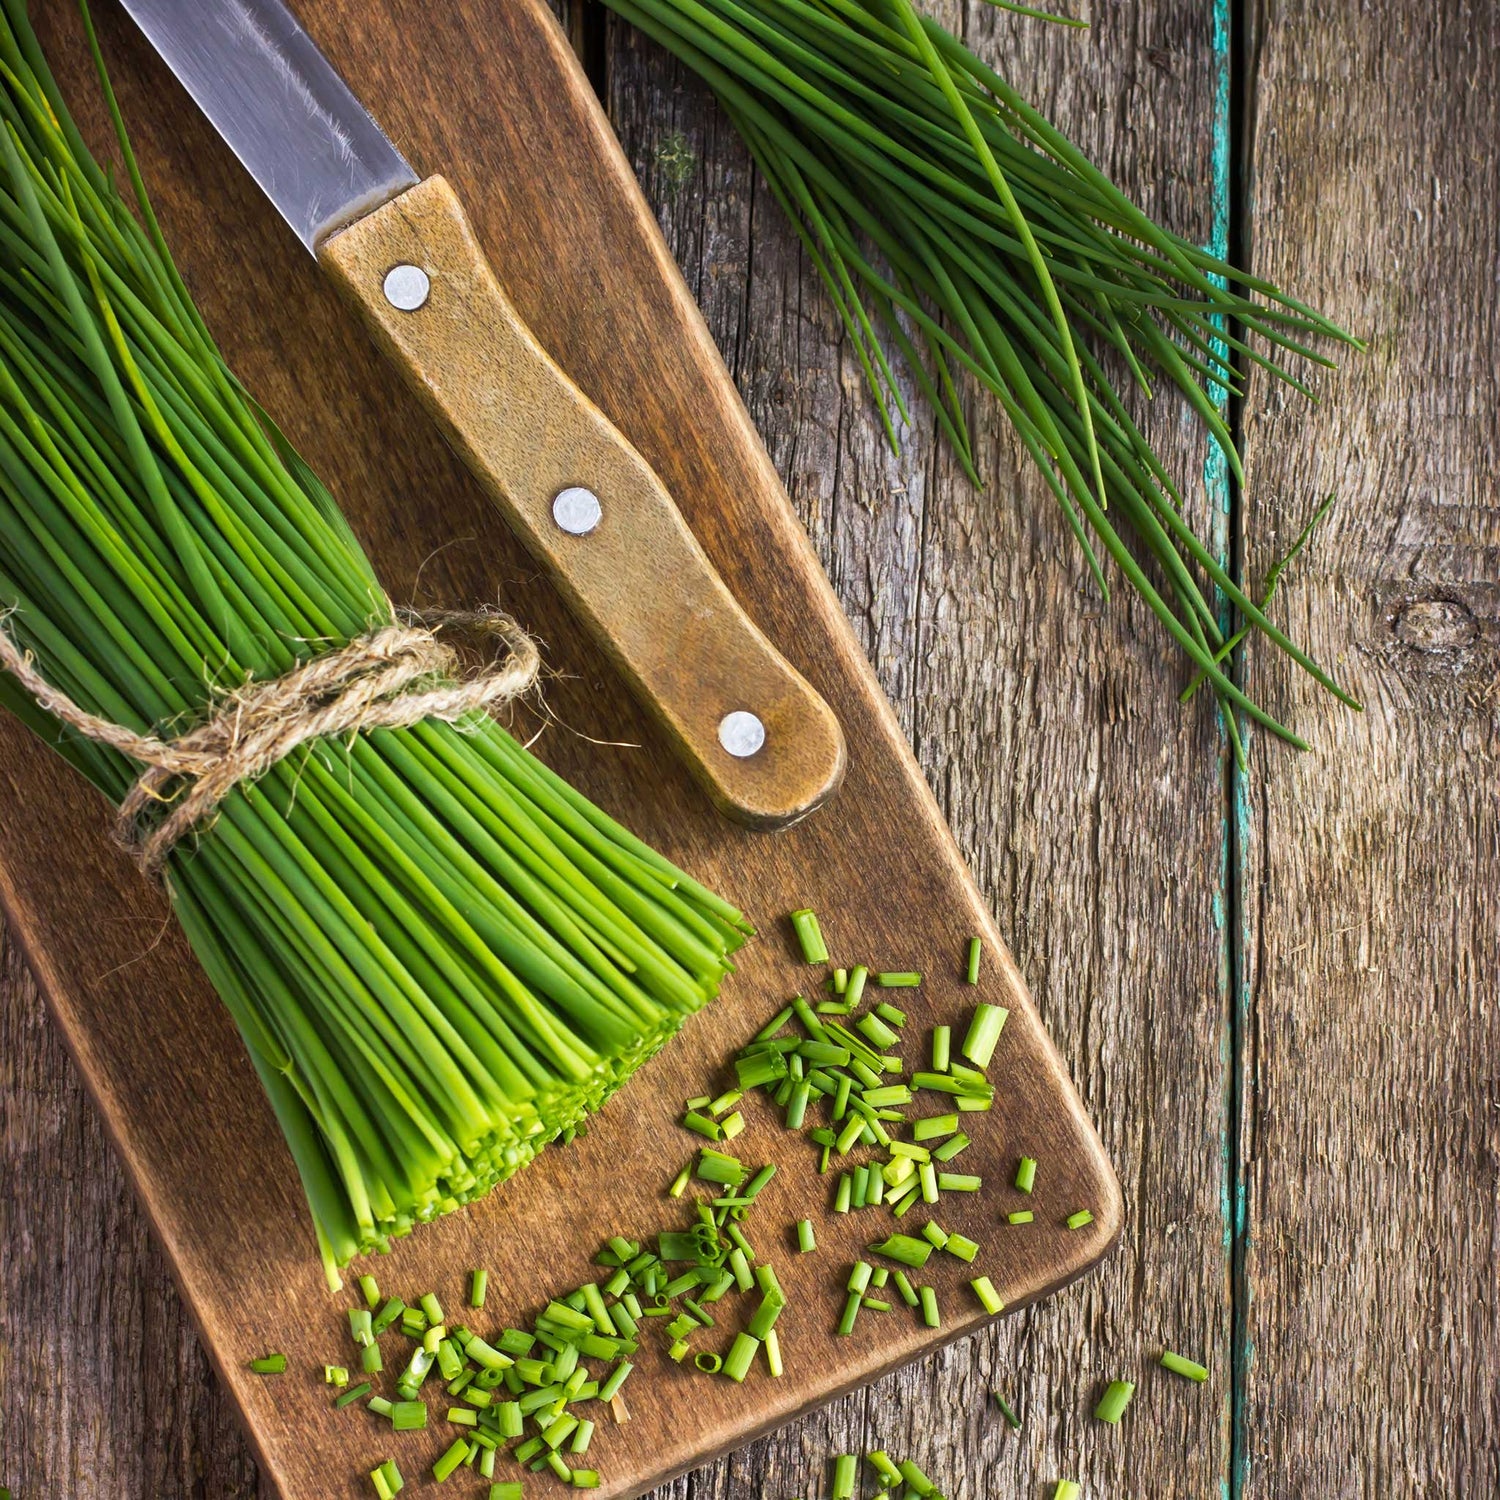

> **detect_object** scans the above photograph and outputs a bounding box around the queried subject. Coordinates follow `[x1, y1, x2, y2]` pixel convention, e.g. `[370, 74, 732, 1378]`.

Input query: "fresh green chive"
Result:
[837, 1290, 863, 1336]
[1094, 1380, 1136, 1424]
[965, 937, 983, 985]
[324, 1365, 349, 1387]
[1066, 1210, 1095, 1230]
[432, 1440, 469, 1484]
[765, 1328, 784, 1378]
[1160, 1350, 1210, 1383]
[871, 1234, 933, 1268]
[723, 1332, 761, 1383]
[938, 1173, 981, 1192]
[796, 1218, 816, 1253]
[833, 1454, 858, 1500]
[848, 1261, 873, 1294]
[790, 909, 830, 964]
[392, 1401, 428, 1432]
[1008, 1211, 1034, 1225]
[1015, 1158, 1038, 1194]
[845, 965, 869, 1006]
[248, 1354, 287, 1375]
[912, 1114, 959, 1141]
[892, 1271, 919, 1308]
[961, 1004, 1009, 1068]
[931, 1027, 952, 1072]
[334, 1382, 373, 1409]
[469, 1269, 488, 1309]
[876, 972, 921, 988]
[970, 1277, 1005, 1315]
[919, 1286, 940, 1327]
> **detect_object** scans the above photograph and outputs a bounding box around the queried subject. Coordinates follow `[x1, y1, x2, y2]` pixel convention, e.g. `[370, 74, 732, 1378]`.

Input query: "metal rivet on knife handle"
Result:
[718, 711, 766, 759]
[552, 486, 603, 536]
[382, 263, 430, 311]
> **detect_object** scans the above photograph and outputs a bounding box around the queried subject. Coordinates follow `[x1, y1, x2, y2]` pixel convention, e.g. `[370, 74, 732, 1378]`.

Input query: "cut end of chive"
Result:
[248, 1353, 287, 1375]
[1066, 1209, 1095, 1231]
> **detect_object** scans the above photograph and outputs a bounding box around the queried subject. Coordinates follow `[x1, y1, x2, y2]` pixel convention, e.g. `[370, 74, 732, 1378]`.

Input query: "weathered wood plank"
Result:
[607, 3, 1237, 1496]
[1237, 2, 1500, 1495]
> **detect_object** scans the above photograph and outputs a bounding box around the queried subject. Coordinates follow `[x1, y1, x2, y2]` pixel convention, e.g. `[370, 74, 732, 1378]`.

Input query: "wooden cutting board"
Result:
[0, 3, 1118, 1496]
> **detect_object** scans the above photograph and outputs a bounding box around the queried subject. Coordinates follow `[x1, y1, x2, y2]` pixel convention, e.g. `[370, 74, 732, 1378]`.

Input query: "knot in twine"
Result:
[0, 607, 539, 876]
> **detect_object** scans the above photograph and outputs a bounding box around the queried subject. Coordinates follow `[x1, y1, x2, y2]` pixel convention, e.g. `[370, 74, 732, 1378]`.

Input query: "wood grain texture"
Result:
[321, 175, 846, 830]
[0, 2, 1116, 1498]
[1235, 1, 1500, 1495]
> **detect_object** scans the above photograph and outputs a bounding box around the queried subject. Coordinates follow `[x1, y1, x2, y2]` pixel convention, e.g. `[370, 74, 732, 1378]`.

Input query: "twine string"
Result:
[0, 606, 539, 875]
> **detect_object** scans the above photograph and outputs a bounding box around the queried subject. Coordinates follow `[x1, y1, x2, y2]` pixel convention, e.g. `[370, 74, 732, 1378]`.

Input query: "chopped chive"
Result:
[862, 1296, 892, 1312]
[876, 972, 921, 988]
[790, 909, 830, 964]
[837, 1290, 863, 1336]
[833, 1454, 859, 1500]
[683, 1111, 722, 1141]
[935, 1131, 970, 1158]
[845, 965, 869, 1006]
[1160, 1350, 1211, 1383]
[961, 1004, 1009, 1068]
[970, 1277, 1005, 1315]
[571, 1419, 595, 1455]
[1095, 1379, 1136, 1424]
[944, 1233, 980, 1263]
[723, 1332, 761, 1383]
[898, 1459, 937, 1496]
[392, 1401, 428, 1432]
[693, 1352, 724, 1374]
[796, 1219, 817, 1253]
[1015, 1157, 1038, 1194]
[848, 1261, 873, 1294]
[324, 1365, 350, 1387]
[372, 1298, 406, 1336]
[598, 1362, 633, 1402]
[667, 1339, 690, 1363]
[834, 1174, 852, 1213]
[857, 1013, 902, 1050]
[747, 1164, 780, 1200]
[919, 1286, 940, 1328]
[335, 1382, 373, 1409]
[489, 1488, 523, 1500]
[831, 968, 848, 994]
[572, 1472, 600, 1489]
[765, 1328, 784, 1378]
[1066, 1210, 1095, 1230]
[348, 1309, 374, 1347]
[432, 1440, 470, 1484]
[993, 1391, 1022, 1429]
[938, 1173, 981, 1192]
[892, 1271, 919, 1308]
[867, 1452, 902, 1483]
[965, 937, 982, 985]
[871, 1233, 933, 1268]
[720, 1111, 746, 1140]
[248, 1354, 287, 1375]
[470, 1269, 488, 1309]
[368, 1397, 394, 1419]
[420, 1294, 445, 1327]
[371, 1467, 396, 1500]
[912, 1114, 959, 1141]
[920, 1221, 949, 1251]
[931, 1027, 952, 1072]
[918, 1162, 939, 1203]
[708, 1089, 743, 1117]
[358, 1275, 381, 1310]
[447, 1406, 478, 1428]
[1008, 1211, 1034, 1225]
[757, 1005, 794, 1039]
[1055, 1484, 1082, 1500]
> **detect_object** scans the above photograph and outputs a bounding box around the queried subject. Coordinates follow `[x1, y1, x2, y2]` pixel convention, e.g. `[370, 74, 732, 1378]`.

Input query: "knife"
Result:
[117, 0, 845, 831]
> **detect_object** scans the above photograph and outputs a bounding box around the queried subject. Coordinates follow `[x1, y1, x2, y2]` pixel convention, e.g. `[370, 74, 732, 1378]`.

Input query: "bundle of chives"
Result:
[0, 2, 747, 1285]
[599, 0, 1362, 752]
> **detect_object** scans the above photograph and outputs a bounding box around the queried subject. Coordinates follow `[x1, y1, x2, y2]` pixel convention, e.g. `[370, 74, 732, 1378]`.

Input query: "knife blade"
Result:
[118, 0, 845, 830]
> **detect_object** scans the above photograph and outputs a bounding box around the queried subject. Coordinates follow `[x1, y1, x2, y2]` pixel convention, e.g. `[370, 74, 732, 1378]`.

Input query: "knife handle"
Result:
[321, 176, 844, 830]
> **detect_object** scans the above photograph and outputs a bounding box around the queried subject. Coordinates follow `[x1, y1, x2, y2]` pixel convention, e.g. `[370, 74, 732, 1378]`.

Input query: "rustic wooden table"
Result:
[1, 1, 1495, 1496]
